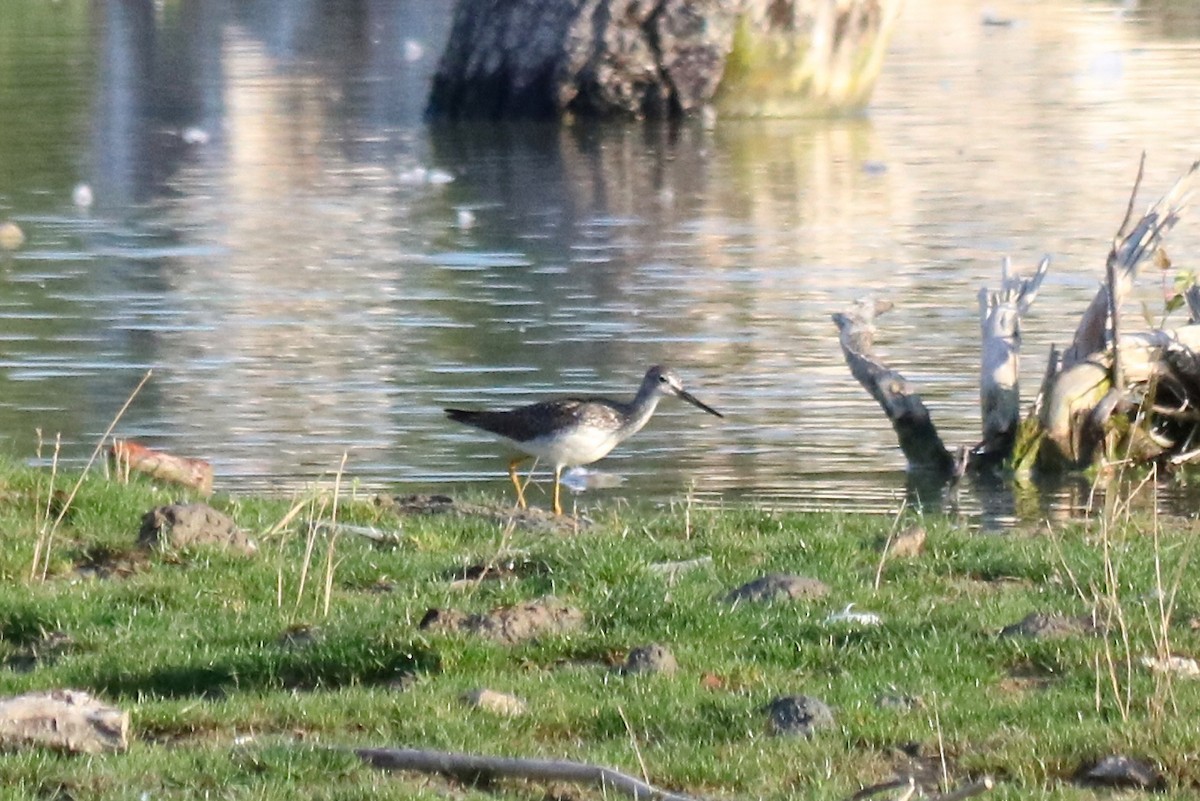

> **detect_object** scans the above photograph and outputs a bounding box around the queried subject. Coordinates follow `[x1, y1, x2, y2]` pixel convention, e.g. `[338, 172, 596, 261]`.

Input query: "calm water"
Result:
[2, 0, 1200, 526]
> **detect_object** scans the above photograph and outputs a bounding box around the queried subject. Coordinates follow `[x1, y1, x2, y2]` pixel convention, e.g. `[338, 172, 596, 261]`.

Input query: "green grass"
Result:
[0, 457, 1198, 800]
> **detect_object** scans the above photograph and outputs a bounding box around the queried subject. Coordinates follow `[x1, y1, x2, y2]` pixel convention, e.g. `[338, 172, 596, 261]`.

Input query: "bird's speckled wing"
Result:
[447, 397, 625, 444]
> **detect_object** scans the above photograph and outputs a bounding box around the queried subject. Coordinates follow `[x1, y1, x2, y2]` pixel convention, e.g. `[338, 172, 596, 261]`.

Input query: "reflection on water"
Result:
[2, 0, 1200, 528]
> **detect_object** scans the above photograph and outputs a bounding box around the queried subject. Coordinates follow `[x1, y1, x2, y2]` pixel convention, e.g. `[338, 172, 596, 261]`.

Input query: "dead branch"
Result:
[833, 299, 957, 476]
[1063, 159, 1199, 369]
[355, 746, 707, 801]
[977, 255, 1050, 463]
[357, 745, 993, 801]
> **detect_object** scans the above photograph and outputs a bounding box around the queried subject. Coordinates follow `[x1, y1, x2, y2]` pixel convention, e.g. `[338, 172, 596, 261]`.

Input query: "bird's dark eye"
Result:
[658, 374, 668, 383]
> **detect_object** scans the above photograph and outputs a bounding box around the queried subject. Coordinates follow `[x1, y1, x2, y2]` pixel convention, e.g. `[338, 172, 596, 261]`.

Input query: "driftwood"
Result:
[110, 440, 214, 495]
[833, 299, 958, 477]
[428, 0, 901, 120]
[355, 747, 704, 801]
[837, 158, 1200, 478]
[0, 690, 129, 754]
[355, 746, 994, 801]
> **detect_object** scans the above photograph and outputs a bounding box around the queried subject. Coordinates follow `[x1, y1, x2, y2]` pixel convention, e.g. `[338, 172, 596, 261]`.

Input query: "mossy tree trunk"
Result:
[427, 0, 901, 120]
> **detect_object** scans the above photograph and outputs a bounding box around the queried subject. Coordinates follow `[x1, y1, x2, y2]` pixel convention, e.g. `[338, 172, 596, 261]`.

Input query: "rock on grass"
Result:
[620, 644, 678, 676]
[0, 690, 128, 754]
[462, 688, 526, 716]
[724, 573, 829, 604]
[420, 597, 584, 644]
[138, 503, 257, 555]
[764, 695, 834, 737]
[999, 612, 1096, 639]
[1076, 755, 1164, 790]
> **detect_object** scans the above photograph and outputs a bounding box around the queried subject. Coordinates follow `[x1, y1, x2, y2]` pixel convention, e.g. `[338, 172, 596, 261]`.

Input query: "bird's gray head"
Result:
[642, 365, 723, 418]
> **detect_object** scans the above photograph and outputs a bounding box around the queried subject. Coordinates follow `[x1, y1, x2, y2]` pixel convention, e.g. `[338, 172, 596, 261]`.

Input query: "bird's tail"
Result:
[444, 408, 480, 424]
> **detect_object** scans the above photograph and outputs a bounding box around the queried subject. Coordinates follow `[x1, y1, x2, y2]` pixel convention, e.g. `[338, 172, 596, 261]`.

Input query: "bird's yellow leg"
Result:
[553, 465, 564, 516]
[508, 457, 530, 509]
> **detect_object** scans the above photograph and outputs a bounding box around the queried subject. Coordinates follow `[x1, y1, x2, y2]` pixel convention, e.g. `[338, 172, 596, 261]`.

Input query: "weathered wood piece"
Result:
[110, 439, 214, 495]
[977, 255, 1049, 464]
[355, 745, 991, 801]
[355, 747, 704, 801]
[1061, 158, 1197, 370]
[1040, 324, 1200, 465]
[832, 299, 957, 476]
[428, 0, 901, 120]
[0, 690, 129, 754]
[1039, 160, 1200, 467]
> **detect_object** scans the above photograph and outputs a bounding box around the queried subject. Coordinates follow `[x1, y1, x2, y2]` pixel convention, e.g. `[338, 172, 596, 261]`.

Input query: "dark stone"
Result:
[764, 694, 834, 737]
[724, 573, 829, 604]
[1076, 755, 1164, 791]
[999, 612, 1095, 639]
[137, 503, 256, 555]
[875, 693, 923, 711]
[621, 644, 678, 675]
[420, 597, 584, 645]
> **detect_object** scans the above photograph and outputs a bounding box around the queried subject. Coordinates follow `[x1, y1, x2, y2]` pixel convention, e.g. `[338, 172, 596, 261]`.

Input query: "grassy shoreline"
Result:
[0, 458, 1198, 800]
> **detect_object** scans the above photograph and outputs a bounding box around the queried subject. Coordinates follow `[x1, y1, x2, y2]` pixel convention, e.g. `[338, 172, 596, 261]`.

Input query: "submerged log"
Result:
[427, 0, 902, 120]
[832, 299, 958, 477]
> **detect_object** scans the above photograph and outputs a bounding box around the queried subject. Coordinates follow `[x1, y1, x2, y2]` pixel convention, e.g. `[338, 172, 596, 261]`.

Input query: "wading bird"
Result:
[445, 365, 723, 515]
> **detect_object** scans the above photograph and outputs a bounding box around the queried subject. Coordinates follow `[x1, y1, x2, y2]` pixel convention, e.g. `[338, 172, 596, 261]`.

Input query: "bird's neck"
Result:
[619, 385, 662, 438]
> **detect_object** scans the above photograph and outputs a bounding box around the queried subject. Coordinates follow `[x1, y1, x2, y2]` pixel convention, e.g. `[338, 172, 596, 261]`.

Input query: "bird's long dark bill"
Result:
[678, 389, 724, 418]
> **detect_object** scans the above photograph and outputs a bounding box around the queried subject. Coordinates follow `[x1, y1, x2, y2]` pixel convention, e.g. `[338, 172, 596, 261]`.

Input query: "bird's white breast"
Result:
[523, 426, 622, 467]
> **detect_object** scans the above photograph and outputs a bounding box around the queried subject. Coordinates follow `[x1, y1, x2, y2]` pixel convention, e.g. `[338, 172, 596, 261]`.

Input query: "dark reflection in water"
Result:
[2, 0, 1200, 528]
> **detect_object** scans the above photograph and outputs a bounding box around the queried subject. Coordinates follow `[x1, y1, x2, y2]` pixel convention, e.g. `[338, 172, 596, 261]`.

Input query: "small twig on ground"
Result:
[933, 698, 949, 790]
[617, 705, 650, 786]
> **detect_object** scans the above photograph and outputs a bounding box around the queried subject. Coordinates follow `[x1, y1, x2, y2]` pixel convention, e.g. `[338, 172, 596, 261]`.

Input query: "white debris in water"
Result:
[0, 220, 25, 250]
[398, 166, 455, 186]
[456, 208, 476, 229]
[182, 126, 210, 145]
[561, 467, 625, 493]
[824, 603, 882, 627]
[72, 182, 94, 208]
[403, 39, 425, 63]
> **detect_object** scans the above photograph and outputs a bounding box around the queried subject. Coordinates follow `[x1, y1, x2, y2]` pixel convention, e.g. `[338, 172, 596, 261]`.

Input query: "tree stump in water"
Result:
[835, 158, 1200, 481]
[427, 0, 902, 120]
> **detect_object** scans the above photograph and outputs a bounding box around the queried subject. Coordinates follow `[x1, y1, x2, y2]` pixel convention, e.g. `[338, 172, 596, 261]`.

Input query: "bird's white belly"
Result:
[522, 427, 621, 467]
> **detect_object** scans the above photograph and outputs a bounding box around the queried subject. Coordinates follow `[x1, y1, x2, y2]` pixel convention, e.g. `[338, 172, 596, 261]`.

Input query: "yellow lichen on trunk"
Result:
[716, 0, 902, 118]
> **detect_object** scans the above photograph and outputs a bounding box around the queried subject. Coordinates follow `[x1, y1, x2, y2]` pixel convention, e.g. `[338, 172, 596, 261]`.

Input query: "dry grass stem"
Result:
[31, 370, 151, 581]
[616, 704, 650, 787]
[322, 452, 350, 618]
[873, 498, 909, 592]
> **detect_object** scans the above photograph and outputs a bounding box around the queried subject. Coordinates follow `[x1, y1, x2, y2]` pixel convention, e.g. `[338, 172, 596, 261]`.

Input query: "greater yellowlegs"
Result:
[445, 365, 723, 515]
